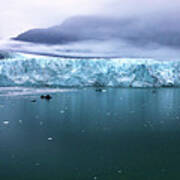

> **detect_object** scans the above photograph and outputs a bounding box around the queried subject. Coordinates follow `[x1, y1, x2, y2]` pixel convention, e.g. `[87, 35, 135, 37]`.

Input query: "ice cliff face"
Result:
[0, 53, 179, 88]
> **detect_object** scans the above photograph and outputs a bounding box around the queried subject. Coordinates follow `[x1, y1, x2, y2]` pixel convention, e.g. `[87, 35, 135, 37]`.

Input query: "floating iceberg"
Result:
[0, 52, 180, 88]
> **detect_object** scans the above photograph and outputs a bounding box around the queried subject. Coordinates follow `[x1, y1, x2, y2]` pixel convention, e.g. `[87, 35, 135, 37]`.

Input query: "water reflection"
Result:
[0, 88, 180, 179]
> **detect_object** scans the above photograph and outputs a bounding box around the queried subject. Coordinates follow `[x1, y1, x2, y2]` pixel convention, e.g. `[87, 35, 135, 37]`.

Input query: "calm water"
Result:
[0, 88, 180, 180]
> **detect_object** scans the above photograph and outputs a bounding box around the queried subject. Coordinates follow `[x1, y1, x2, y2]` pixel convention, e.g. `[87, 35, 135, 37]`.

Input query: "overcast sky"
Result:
[1, 0, 180, 39]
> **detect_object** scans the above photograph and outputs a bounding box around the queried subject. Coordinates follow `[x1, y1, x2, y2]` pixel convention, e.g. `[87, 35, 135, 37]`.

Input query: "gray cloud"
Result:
[1, 0, 180, 38]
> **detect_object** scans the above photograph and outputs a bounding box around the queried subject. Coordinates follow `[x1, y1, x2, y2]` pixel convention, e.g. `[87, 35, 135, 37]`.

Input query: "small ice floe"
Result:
[95, 88, 107, 92]
[160, 168, 166, 173]
[106, 112, 111, 116]
[102, 89, 107, 93]
[18, 120, 23, 124]
[144, 120, 153, 128]
[11, 154, 15, 159]
[160, 120, 164, 124]
[93, 176, 97, 180]
[3, 120, 9, 125]
[81, 129, 85, 133]
[35, 162, 40, 166]
[144, 124, 148, 128]
[130, 110, 135, 114]
[48, 137, 53, 141]
[64, 106, 68, 110]
[60, 110, 65, 114]
[117, 170, 123, 174]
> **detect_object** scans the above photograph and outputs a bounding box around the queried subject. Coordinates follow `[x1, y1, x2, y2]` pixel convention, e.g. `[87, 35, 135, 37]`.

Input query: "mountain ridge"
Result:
[13, 15, 180, 48]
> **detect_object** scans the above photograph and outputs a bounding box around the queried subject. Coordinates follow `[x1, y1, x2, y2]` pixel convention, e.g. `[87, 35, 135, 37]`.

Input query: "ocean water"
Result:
[0, 88, 180, 180]
[1, 38, 180, 179]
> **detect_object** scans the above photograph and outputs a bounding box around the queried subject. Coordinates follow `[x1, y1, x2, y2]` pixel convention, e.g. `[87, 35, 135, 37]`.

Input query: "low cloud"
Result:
[1, 0, 180, 38]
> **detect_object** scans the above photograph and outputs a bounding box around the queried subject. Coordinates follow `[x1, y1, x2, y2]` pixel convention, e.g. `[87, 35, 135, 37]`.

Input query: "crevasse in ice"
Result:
[0, 53, 179, 87]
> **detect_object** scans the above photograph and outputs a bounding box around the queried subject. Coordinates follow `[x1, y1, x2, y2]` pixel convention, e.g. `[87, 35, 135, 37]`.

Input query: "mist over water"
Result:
[0, 39, 180, 61]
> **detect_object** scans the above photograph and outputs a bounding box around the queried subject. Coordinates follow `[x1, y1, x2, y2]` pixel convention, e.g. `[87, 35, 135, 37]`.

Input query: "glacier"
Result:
[0, 52, 180, 88]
